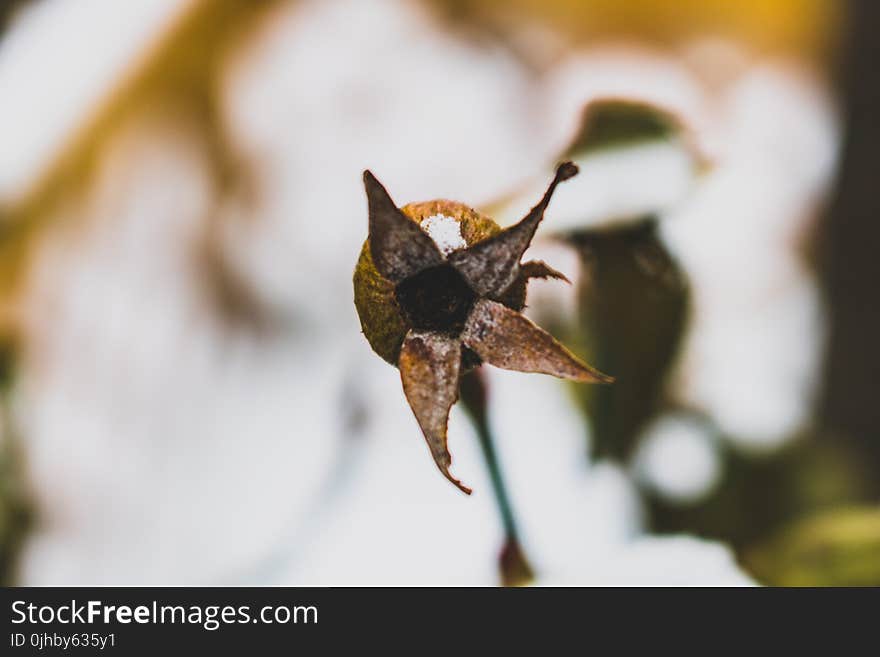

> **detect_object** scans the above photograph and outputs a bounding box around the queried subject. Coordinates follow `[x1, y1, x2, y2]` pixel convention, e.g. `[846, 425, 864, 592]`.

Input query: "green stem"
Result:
[459, 369, 533, 585]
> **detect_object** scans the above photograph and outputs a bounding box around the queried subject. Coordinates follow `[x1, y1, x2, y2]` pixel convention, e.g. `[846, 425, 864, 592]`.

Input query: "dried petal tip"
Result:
[398, 330, 472, 495]
[442, 468, 473, 496]
[363, 170, 442, 283]
[521, 260, 571, 284]
[448, 161, 579, 297]
[462, 299, 615, 384]
[555, 160, 579, 182]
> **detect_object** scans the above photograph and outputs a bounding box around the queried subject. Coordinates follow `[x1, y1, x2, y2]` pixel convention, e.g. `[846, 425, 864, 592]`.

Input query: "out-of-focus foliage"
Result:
[744, 507, 880, 586]
[0, 0, 284, 584]
[532, 100, 692, 462]
[645, 438, 872, 551]
[526, 83, 878, 586]
[567, 101, 686, 158]
[567, 218, 688, 461]
[0, 436, 31, 585]
[0, 0, 30, 35]
[0, 0, 283, 326]
[0, 342, 31, 585]
[436, 0, 838, 61]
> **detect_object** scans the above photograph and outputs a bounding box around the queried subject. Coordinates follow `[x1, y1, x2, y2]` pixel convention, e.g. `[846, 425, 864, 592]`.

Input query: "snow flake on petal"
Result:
[420, 214, 468, 256]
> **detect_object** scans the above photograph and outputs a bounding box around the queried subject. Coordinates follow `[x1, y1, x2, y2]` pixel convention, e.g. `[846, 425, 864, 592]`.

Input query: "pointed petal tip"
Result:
[563, 350, 614, 384]
[522, 260, 571, 284]
[431, 442, 473, 494]
[556, 160, 579, 182]
[578, 369, 615, 385]
[555, 361, 615, 385]
[462, 299, 614, 385]
[363, 169, 379, 190]
[364, 172, 443, 281]
[442, 469, 473, 495]
[447, 165, 577, 297]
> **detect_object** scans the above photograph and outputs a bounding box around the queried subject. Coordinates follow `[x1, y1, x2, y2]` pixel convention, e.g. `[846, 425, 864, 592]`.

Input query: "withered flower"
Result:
[353, 162, 612, 494]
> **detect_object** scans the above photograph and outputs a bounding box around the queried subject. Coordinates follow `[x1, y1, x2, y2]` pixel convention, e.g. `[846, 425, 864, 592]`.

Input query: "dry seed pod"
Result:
[353, 163, 612, 494]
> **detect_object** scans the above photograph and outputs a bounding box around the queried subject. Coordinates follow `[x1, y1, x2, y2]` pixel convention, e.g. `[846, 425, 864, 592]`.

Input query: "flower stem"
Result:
[459, 369, 534, 586]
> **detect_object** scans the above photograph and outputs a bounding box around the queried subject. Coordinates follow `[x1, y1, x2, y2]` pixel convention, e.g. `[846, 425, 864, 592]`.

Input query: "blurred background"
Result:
[0, 0, 877, 586]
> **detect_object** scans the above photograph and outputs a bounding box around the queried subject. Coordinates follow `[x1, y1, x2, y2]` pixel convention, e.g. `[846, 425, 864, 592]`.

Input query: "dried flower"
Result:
[353, 162, 612, 493]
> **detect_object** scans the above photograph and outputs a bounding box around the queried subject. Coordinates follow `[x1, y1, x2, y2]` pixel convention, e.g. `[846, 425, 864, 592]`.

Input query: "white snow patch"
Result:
[420, 214, 467, 255]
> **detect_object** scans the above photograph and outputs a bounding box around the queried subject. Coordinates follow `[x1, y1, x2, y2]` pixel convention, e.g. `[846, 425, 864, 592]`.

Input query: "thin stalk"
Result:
[459, 368, 533, 586]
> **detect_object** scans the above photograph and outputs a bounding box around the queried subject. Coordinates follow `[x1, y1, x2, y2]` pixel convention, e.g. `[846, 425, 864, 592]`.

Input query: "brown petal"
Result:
[521, 260, 571, 284]
[462, 298, 613, 383]
[398, 329, 472, 494]
[449, 162, 578, 297]
[364, 170, 443, 283]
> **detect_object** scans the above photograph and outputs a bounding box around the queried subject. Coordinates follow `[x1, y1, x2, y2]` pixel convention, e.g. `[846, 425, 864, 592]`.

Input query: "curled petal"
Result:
[399, 330, 471, 494]
[521, 260, 571, 284]
[449, 162, 578, 297]
[462, 299, 613, 383]
[364, 170, 443, 282]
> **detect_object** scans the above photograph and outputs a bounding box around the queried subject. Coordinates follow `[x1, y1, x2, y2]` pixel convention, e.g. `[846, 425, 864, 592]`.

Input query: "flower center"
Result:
[395, 264, 476, 334]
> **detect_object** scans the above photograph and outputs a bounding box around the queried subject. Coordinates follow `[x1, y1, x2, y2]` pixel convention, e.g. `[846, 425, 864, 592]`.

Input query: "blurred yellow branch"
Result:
[438, 0, 841, 61]
[0, 0, 285, 336]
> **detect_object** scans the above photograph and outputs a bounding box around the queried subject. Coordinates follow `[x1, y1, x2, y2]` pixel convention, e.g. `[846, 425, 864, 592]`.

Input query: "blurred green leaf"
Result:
[566, 100, 684, 156]
[0, 341, 33, 585]
[566, 217, 689, 461]
[744, 506, 880, 586]
[644, 437, 873, 553]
